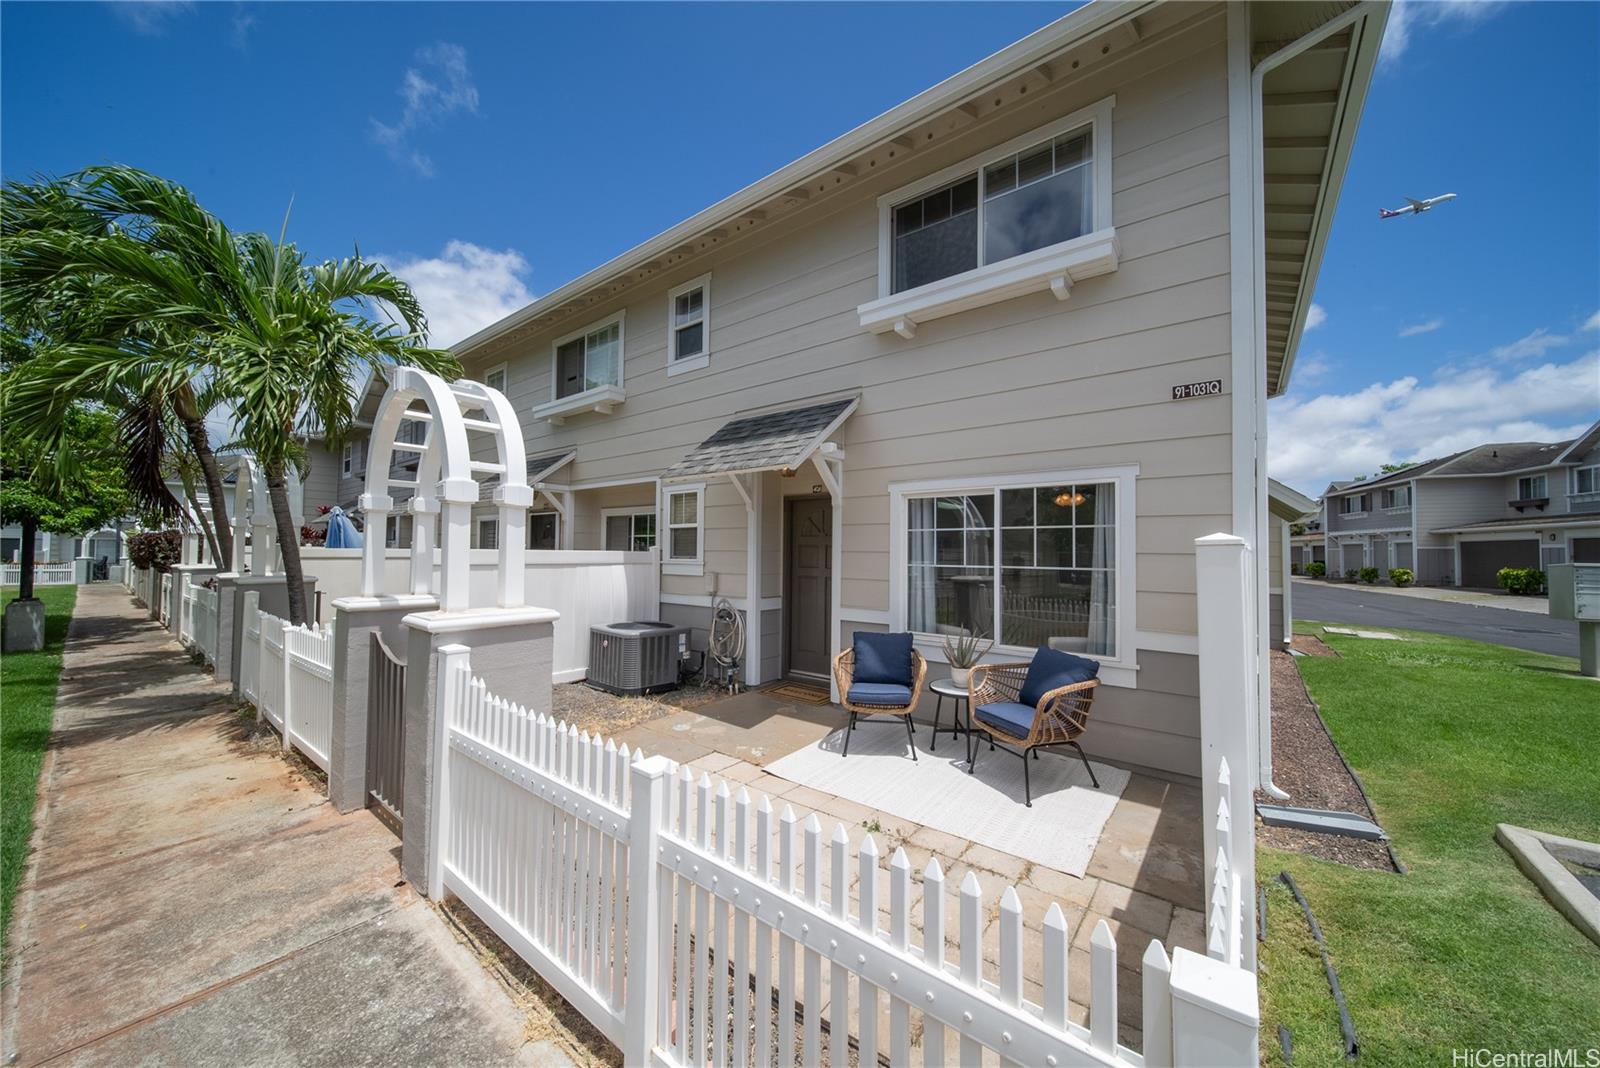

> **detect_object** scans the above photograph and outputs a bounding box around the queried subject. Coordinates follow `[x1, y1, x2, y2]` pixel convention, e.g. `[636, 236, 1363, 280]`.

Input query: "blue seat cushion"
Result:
[975, 701, 1036, 739]
[1017, 646, 1100, 708]
[847, 683, 914, 707]
[852, 631, 914, 686]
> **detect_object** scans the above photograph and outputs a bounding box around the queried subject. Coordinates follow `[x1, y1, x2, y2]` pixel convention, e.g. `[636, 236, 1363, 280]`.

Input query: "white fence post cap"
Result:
[1169, 946, 1259, 1026]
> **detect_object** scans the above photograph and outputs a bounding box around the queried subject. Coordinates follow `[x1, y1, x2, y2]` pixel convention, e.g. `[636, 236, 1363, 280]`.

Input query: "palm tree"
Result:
[4, 166, 457, 622]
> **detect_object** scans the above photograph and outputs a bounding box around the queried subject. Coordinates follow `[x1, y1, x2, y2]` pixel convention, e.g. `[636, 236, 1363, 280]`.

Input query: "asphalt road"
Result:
[1293, 581, 1581, 658]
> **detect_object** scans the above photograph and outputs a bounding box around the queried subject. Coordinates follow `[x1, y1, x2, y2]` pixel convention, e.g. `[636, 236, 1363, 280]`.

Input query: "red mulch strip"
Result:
[1258, 651, 1398, 871]
[1290, 633, 1338, 657]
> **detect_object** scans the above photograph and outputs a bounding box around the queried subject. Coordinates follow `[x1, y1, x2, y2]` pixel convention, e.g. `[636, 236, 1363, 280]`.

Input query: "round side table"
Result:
[929, 679, 972, 761]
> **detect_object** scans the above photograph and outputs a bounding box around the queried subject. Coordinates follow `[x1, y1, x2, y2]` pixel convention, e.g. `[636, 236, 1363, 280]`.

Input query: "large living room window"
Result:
[892, 467, 1135, 671]
[553, 313, 623, 400]
[859, 98, 1116, 337]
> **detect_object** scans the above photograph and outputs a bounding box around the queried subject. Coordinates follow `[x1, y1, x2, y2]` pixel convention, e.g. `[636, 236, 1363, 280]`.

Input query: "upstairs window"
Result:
[1575, 465, 1600, 495]
[1380, 486, 1410, 510]
[485, 363, 507, 394]
[1517, 475, 1547, 501]
[884, 100, 1111, 298]
[1339, 494, 1369, 515]
[553, 313, 624, 400]
[668, 275, 711, 374]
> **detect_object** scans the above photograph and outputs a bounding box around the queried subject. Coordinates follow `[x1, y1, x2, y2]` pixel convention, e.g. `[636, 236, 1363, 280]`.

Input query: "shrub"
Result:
[1390, 567, 1415, 587]
[1496, 567, 1546, 595]
[1291, 562, 1302, 575]
[1344, 568, 1359, 583]
[1359, 566, 1380, 584]
[126, 530, 182, 573]
[1306, 561, 1326, 578]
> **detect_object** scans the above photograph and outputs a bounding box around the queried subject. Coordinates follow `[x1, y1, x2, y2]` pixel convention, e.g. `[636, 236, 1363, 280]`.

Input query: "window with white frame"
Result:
[478, 518, 498, 550]
[528, 512, 559, 550]
[342, 442, 354, 477]
[1517, 474, 1548, 501]
[665, 486, 703, 569]
[898, 473, 1129, 661]
[667, 275, 710, 374]
[604, 510, 657, 552]
[1380, 486, 1410, 510]
[554, 314, 623, 400]
[484, 363, 508, 394]
[1575, 465, 1600, 496]
[1339, 493, 1368, 515]
[882, 102, 1112, 298]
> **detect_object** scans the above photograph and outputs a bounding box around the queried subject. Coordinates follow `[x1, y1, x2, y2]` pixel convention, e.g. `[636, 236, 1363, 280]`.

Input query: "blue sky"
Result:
[4, 1, 1597, 495]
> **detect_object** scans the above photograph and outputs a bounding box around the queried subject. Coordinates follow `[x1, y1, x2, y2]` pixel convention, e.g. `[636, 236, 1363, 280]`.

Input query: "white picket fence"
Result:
[246, 604, 335, 772]
[431, 645, 1256, 1068]
[159, 573, 173, 626]
[188, 584, 220, 666]
[0, 563, 75, 586]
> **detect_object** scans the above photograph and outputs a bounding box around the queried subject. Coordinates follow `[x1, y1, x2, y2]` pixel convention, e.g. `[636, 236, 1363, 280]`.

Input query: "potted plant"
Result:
[942, 628, 993, 687]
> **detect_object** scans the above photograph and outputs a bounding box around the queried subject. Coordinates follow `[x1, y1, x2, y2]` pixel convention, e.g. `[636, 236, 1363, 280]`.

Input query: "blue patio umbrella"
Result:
[324, 506, 364, 549]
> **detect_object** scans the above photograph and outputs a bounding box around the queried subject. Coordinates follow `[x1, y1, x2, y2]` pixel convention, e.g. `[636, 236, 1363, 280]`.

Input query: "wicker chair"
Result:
[967, 660, 1100, 806]
[832, 646, 929, 760]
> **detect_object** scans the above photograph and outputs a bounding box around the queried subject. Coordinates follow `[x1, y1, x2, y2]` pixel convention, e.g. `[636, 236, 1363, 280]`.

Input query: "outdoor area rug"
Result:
[764, 724, 1130, 876]
[761, 681, 832, 705]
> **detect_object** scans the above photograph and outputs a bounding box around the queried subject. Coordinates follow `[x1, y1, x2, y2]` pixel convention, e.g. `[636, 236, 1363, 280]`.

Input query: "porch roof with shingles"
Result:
[660, 398, 857, 484]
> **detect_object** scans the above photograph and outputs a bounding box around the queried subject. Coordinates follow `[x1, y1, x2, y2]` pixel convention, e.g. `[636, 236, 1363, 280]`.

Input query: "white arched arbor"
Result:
[360, 368, 532, 613]
[228, 455, 302, 575]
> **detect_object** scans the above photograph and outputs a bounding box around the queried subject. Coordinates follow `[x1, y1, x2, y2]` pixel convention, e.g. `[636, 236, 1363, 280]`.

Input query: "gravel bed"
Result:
[1289, 633, 1338, 657]
[1258, 650, 1396, 871]
[551, 679, 729, 738]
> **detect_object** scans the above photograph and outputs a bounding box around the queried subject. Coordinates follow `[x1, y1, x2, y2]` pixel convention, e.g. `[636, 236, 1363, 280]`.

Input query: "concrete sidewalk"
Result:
[2, 585, 576, 1067]
[1291, 575, 1551, 614]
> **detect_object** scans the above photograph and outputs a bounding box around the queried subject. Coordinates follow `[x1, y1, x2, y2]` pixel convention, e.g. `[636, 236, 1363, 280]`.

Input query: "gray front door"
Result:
[785, 498, 832, 678]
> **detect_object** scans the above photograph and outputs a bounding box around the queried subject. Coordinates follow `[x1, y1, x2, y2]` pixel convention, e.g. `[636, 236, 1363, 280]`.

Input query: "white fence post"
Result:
[280, 620, 294, 751]
[624, 754, 671, 1066]
[1194, 533, 1257, 968]
[428, 643, 472, 900]
[1169, 947, 1259, 1066]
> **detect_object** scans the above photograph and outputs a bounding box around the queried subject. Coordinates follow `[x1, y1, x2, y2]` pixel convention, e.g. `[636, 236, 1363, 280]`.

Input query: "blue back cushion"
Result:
[852, 631, 914, 685]
[1018, 646, 1100, 707]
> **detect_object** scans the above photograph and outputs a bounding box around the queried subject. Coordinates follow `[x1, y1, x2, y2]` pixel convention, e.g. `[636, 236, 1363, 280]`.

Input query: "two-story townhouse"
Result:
[361, 1, 1386, 780]
[1315, 418, 1600, 587]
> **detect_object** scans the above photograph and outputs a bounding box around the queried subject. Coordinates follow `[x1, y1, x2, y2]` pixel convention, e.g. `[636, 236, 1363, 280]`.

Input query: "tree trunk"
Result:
[179, 415, 233, 568]
[18, 516, 38, 601]
[264, 460, 308, 626]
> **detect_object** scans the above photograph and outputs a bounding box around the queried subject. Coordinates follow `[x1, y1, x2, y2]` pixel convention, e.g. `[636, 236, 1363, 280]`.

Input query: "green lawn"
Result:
[1259, 622, 1600, 1065]
[1, 584, 76, 962]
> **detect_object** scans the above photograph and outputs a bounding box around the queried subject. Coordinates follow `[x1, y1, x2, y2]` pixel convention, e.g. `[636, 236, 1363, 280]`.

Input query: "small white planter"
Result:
[949, 666, 971, 687]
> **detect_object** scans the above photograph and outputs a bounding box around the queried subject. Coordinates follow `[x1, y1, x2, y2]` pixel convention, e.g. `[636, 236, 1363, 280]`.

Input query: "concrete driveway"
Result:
[1294, 579, 1580, 657]
[2, 585, 575, 1068]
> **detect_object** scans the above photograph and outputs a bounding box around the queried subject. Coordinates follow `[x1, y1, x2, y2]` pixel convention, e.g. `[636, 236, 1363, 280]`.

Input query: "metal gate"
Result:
[366, 632, 407, 827]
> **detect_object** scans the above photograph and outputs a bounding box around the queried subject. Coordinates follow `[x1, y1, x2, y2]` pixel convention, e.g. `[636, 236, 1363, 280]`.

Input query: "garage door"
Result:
[1573, 538, 1600, 564]
[1459, 539, 1539, 589]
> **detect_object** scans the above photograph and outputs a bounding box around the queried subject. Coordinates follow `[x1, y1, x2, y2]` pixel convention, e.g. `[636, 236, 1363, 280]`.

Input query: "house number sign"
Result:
[1171, 379, 1223, 400]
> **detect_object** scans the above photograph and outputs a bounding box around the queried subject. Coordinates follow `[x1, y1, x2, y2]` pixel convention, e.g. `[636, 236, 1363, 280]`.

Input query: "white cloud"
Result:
[1490, 327, 1568, 361]
[379, 241, 534, 348]
[1381, 0, 1506, 65]
[108, 0, 194, 34]
[1583, 310, 1600, 332]
[1304, 304, 1327, 331]
[1268, 350, 1599, 492]
[231, 4, 256, 49]
[1398, 318, 1443, 338]
[370, 43, 479, 177]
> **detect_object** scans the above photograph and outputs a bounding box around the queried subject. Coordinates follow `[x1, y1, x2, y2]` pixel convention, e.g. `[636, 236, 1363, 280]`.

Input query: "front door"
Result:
[785, 497, 832, 678]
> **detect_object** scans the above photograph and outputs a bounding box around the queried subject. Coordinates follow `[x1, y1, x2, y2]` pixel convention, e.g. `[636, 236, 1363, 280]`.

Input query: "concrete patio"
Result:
[606, 685, 1206, 1046]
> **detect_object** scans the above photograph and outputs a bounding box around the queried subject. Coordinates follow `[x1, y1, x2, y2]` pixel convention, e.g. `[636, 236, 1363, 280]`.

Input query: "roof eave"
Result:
[451, 0, 1156, 359]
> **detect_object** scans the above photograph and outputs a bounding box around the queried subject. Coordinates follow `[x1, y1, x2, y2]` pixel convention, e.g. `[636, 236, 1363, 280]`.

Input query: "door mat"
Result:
[763, 681, 832, 705]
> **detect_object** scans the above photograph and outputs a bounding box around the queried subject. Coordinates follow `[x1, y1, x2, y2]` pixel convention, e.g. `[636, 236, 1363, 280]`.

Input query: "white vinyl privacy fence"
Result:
[430, 645, 1258, 1068]
[243, 601, 336, 773]
[189, 584, 219, 665]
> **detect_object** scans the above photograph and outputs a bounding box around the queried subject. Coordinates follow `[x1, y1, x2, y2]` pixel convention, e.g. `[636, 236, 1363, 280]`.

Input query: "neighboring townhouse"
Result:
[349, 1, 1385, 779]
[1304, 418, 1600, 586]
[1267, 478, 1316, 648]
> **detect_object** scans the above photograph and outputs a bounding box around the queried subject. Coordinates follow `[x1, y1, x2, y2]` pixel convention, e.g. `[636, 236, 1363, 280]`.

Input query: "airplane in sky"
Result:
[1380, 193, 1458, 219]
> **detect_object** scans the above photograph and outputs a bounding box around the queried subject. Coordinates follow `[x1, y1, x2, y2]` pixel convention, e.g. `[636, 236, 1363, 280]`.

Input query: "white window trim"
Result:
[666, 274, 712, 377]
[342, 442, 353, 478]
[859, 97, 1118, 338]
[1516, 474, 1548, 500]
[527, 510, 561, 550]
[601, 506, 658, 551]
[533, 310, 626, 424]
[661, 482, 705, 576]
[887, 464, 1139, 688]
[1381, 486, 1410, 512]
[484, 362, 508, 394]
[1572, 464, 1600, 501]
